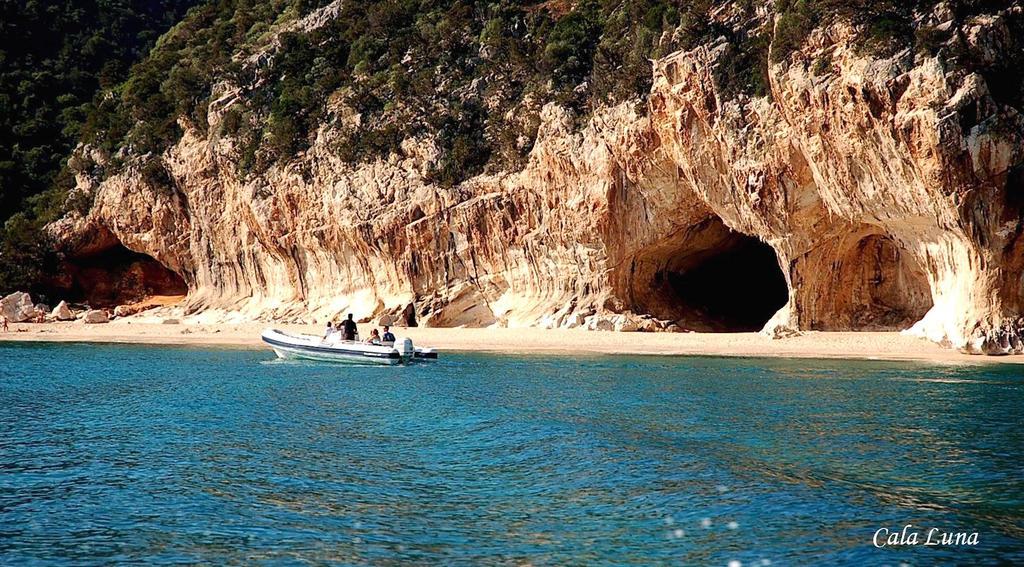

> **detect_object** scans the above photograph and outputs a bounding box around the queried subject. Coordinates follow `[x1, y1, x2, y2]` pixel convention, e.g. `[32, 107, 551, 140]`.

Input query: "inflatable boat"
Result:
[261, 328, 417, 365]
[413, 347, 439, 360]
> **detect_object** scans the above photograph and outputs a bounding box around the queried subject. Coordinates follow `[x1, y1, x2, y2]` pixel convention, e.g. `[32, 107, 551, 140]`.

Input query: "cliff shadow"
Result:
[622, 217, 788, 332]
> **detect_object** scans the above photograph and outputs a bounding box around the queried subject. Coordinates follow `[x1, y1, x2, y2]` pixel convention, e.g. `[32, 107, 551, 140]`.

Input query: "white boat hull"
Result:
[261, 328, 409, 365]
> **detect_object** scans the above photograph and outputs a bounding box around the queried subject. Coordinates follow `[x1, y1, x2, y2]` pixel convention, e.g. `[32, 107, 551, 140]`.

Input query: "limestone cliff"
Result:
[51, 2, 1024, 354]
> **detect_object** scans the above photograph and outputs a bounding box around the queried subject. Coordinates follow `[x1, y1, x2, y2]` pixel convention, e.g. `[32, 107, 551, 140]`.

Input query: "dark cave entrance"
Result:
[63, 244, 186, 308]
[627, 220, 789, 332]
[660, 237, 789, 331]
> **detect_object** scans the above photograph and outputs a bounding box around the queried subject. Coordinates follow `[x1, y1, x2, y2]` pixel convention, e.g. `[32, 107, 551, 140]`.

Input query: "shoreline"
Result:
[1, 321, 1021, 365]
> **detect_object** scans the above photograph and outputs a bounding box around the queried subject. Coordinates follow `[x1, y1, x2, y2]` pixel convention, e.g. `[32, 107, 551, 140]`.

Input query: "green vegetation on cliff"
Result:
[0, 0, 203, 222]
[78, 0, 705, 187]
[0, 0, 202, 293]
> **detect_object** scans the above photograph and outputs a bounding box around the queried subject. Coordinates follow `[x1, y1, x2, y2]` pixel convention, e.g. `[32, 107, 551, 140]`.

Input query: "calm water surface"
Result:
[1, 343, 1022, 565]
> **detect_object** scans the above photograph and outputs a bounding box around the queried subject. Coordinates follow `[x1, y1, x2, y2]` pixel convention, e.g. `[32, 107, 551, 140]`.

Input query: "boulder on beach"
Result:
[83, 310, 109, 324]
[1, 292, 38, 323]
[114, 304, 139, 318]
[51, 301, 75, 321]
[613, 314, 641, 333]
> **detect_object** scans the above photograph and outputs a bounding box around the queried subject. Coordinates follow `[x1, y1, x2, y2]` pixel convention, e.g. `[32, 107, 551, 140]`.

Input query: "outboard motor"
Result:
[399, 337, 415, 362]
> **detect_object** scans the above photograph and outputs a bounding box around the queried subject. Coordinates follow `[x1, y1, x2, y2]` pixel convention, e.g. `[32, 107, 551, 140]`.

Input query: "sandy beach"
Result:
[1, 319, 1021, 365]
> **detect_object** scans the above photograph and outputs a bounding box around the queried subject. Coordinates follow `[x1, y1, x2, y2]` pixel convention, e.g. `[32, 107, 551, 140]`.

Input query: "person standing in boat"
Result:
[323, 321, 335, 341]
[341, 313, 358, 341]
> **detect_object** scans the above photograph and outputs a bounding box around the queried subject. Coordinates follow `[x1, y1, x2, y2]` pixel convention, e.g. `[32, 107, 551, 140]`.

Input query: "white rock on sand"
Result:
[51, 300, 75, 321]
[83, 310, 110, 324]
[1, 291, 38, 323]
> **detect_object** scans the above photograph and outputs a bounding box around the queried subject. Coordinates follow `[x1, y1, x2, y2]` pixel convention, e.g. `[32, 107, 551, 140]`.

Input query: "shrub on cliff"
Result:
[75, 0, 692, 187]
[0, 0, 201, 227]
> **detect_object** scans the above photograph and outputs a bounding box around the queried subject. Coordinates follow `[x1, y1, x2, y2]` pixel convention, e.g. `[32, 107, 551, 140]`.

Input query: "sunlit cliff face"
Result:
[51, 5, 1024, 354]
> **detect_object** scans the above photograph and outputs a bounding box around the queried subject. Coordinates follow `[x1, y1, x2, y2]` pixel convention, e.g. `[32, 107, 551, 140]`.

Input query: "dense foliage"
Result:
[0, 0, 202, 221]
[0, 0, 201, 293]
[77, 0, 706, 187]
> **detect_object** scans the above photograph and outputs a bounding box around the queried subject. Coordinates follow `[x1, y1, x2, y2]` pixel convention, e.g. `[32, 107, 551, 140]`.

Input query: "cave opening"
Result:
[63, 244, 186, 308]
[628, 219, 789, 332]
[803, 233, 933, 331]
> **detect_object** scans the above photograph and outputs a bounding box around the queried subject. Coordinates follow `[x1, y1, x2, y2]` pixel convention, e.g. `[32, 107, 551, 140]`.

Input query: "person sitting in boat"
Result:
[381, 325, 396, 343]
[341, 314, 357, 341]
[323, 322, 335, 341]
[366, 328, 382, 345]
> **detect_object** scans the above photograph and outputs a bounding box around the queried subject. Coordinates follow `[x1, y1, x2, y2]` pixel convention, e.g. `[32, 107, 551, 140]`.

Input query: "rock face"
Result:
[51, 301, 75, 321]
[51, 6, 1024, 353]
[2, 292, 39, 323]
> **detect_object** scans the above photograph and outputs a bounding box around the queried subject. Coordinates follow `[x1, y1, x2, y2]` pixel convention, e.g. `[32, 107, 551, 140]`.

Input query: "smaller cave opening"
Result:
[626, 220, 789, 332]
[803, 233, 933, 331]
[62, 244, 186, 308]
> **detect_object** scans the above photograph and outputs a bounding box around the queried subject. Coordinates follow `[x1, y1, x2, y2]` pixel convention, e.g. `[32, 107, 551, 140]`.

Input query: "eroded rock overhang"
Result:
[51, 9, 1024, 354]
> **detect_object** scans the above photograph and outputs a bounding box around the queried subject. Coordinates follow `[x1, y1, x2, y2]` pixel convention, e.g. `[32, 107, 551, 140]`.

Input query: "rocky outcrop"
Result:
[51, 300, 75, 321]
[641, 15, 1024, 354]
[51, 5, 1024, 353]
[1, 292, 38, 323]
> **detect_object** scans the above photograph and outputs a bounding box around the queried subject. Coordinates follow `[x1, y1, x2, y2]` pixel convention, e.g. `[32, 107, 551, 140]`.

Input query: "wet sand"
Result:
[1, 320, 1020, 365]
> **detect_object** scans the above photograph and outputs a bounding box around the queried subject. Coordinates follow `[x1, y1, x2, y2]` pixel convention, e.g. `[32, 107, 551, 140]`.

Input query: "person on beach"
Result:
[341, 313, 358, 341]
[1, 315, 7, 332]
[382, 325, 396, 343]
[366, 328, 382, 345]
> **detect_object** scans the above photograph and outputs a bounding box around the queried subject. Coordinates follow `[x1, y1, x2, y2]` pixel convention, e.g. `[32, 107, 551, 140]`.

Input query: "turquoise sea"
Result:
[1, 342, 1022, 565]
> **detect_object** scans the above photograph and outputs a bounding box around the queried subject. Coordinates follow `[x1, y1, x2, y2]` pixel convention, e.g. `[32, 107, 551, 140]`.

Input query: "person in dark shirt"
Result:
[341, 313, 358, 341]
[382, 325, 396, 343]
